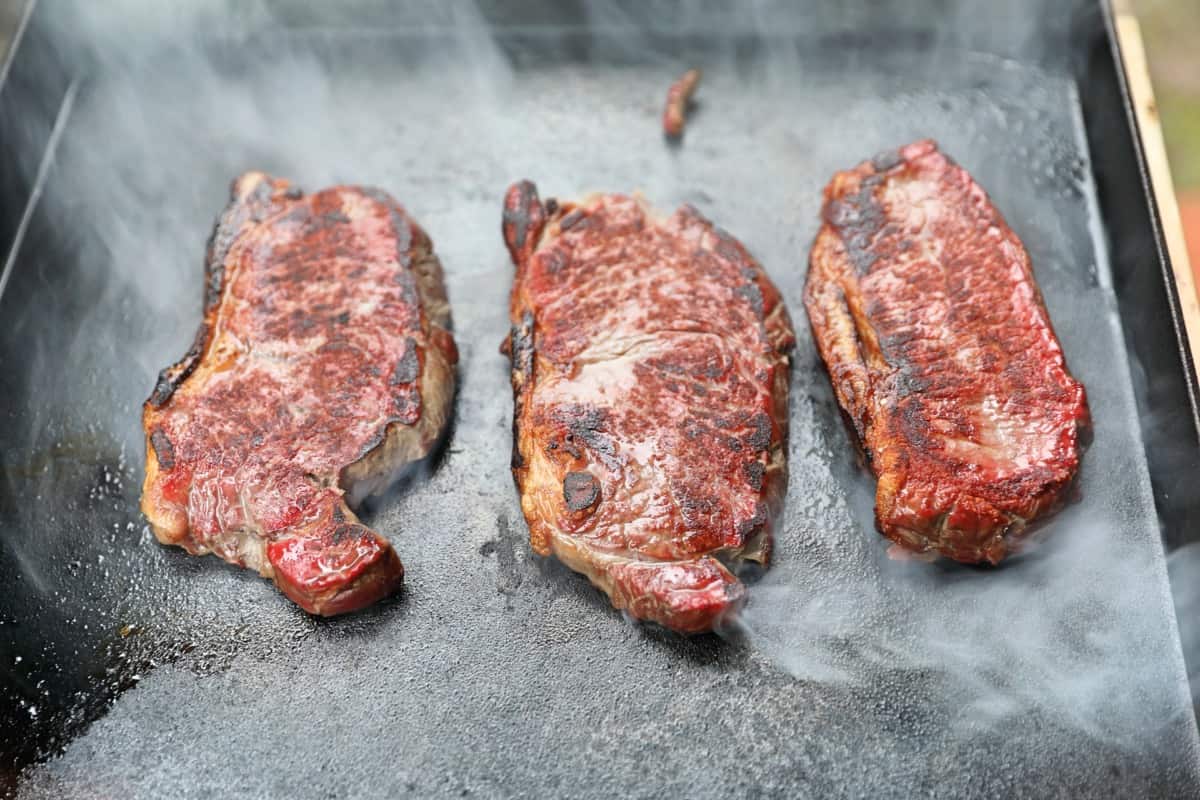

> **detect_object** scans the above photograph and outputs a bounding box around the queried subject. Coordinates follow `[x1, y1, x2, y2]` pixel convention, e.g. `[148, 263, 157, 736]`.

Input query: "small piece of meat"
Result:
[502, 181, 794, 633]
[141, 172, 458, 615]
[804, 140, 1091, 564]
[662, 68, 702, 140]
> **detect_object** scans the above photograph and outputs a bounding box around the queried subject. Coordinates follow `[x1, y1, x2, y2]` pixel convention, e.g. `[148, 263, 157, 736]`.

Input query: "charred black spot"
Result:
[356, 427, 388, 461]
[563, 471, 601, 512]
[393, 392, 421, 419]
[679, 492, 718, 525]
[509, 312, 536, 471]
[303, 209, 353, 235]
[334, 311, 351, 325]
[293, 314, 319, 333]
[692, 382, 708, 396]
[147, 324, 209, 408]
[332, 506, 345, 524]
[736, 282, 765, 317]
[743, 460, 765, 491]
[503, 181, 541, 252]
[542, 250, 568, 274]
[249, 178, 275, 208]
[653, 360, 688, 375]
[511, 437, 526, 471]
[203, 180, 273, 311]
[391, 338, 420, 386]
[359, 188, 415, 268]
[715, 241, 743, 266]
[874, 315, 915, 345]
[388, 211, 415, 272]
[899, 400, 933, 448]
[205, 263, 225, 313]
[509, 313, 535, 384]
[394, 272, 419, 309]
[555, 405, 618, 469]
[871, 148, 904, 172]
[894, 366, 930, 398]
[713, 225, 738, 244]
[567, 407, 607, 440]
[558, 209, 586, 231]
[826, 174, 885, 275]
[149, 429, 175, 470]
[737, 502, 768, 538]
[545, 198, 559, 215]
[747, 413, 772, 452]
[331, 523, 360, 545]
[284, 186, 303, 200]
[148, 372, 176, 408]
[680, 204, 711, 227]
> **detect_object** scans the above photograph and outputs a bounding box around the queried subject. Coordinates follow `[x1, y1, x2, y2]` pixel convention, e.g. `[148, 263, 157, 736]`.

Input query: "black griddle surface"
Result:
[2, 14, 1199, 800]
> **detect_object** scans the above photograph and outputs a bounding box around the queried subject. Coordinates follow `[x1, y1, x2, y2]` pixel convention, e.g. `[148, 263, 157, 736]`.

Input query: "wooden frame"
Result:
[1111, 0, 1200, 368]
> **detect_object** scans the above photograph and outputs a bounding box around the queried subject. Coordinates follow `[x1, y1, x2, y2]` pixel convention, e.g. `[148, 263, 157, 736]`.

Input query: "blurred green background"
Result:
[1134, 0, 1200, 276]
[1136, 0, 1200, 190]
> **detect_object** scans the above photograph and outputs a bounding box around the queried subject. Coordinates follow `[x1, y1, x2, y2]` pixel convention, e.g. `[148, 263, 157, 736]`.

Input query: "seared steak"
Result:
[502, 182, 794, 633]
[804, 140, 1090, 564]
[141, 172, 457, 615]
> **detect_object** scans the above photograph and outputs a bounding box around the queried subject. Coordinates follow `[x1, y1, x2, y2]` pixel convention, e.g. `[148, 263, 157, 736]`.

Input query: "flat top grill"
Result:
[1, 1, 1198, 797]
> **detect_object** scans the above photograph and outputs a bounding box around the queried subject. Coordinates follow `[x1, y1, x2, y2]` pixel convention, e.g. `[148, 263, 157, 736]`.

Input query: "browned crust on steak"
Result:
[804, 140, 1090, 564]
[146, 175, 290, 410]
[503, 181, 794, 633]
[140, 172, 457, 615]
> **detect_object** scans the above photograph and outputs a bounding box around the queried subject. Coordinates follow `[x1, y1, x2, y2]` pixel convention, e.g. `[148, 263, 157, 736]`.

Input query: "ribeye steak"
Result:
[502, 182, 794, 633]
[804, 140, 1090, 564]
[141, 172, 457, 615]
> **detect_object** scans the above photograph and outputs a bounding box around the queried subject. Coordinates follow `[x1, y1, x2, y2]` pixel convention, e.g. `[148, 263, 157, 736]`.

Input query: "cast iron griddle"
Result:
[1, 1, 1198, 797]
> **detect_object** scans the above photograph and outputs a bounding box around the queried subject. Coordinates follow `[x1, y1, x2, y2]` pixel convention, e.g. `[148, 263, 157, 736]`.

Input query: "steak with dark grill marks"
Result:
[502, 182, 794, 633]
[141, 172, 457, 615]
[804, 140, 1090, 564]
